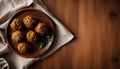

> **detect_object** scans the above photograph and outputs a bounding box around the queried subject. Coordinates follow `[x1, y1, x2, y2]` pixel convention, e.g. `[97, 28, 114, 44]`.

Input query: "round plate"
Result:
[5, 8, 55, 58]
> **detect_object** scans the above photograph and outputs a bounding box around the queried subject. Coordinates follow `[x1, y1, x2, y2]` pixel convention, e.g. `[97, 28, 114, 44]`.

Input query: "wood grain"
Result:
[29, 0, 120, 69]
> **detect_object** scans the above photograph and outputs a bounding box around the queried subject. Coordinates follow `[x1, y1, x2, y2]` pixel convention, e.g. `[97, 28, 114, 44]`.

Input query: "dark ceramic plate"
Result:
[6, 8, 55, 58]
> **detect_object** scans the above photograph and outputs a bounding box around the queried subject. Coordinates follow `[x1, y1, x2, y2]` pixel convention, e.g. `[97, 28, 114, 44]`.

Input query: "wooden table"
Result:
[30, 0, 120, 69]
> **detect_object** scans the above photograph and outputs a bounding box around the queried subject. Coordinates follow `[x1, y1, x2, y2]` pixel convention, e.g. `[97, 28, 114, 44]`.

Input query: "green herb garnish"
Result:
[39, 45, 43, 49]
[38, 33, 52, 49]
[38, 40, 46, 49]
[46, 35, 51, 41]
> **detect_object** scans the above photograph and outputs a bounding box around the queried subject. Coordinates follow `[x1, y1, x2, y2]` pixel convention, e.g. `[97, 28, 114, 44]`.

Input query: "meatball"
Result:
[35, 23, 48, 36]
[23, 15, 35, 28]
[10, 18, 23, 31]
[26, 31, 37, 42]
[11, 31, 23, 43]
[17, 42, 29, 54]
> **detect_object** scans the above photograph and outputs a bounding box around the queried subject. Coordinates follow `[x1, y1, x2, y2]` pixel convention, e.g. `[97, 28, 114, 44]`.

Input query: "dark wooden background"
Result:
[30, 0, 120, 69]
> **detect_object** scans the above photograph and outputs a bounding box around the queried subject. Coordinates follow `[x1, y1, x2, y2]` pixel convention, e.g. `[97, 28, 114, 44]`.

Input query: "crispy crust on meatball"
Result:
[10, 18, 23, 31]
[23, 15, 35, 28]
[17, 42, 29, 54]
[26, 31, 37, 42]
[11, 30, 23, 43]
[35, 23, 47, 36]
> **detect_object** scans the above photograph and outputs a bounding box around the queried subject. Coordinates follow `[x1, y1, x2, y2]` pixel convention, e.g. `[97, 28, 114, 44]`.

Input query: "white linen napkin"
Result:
[0, 0, 74, 69]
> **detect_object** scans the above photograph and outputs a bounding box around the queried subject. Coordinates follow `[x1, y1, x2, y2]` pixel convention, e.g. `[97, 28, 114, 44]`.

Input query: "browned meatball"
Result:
[10, 18, 23, 31]
[26, 31, 37, 42]
[35, 23, 48, 36]
[23, 15, 35, 28]
[17, 42, 29, 54]
[11, 31, 23, 43]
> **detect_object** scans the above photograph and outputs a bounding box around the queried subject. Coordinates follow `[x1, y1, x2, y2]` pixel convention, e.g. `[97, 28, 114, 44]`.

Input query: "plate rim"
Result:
[5, 8, 55, 58]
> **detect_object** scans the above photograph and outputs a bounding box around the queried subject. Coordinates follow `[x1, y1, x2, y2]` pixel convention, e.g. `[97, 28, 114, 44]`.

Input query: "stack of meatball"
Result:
[10, 15, 48, 54]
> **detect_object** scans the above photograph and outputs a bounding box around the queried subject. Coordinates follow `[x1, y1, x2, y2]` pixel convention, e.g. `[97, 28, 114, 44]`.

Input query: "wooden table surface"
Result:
[30, 0, 120, 69]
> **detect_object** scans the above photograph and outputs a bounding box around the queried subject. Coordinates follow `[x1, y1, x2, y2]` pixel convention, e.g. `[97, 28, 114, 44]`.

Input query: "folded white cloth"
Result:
[0, 58, 9, 69]
[0, 0, 74, 69]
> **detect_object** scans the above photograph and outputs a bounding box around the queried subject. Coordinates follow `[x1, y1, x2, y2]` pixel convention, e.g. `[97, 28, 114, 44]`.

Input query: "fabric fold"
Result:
[0, 58, 9, 69]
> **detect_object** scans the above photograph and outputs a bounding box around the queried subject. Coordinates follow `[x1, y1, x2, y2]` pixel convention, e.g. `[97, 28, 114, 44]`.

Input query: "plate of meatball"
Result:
[6, 8, 55, 58]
